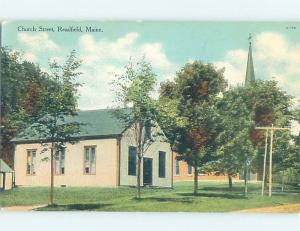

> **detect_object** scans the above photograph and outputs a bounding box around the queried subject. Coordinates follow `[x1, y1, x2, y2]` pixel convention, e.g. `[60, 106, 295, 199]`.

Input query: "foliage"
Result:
[158, 61, 227, 194]
[0, 47, 54, 166]
[22, 50, 82, 204]
[111, 58, 157, 198]
[31, 50, 82, 145]
[214, 86, 256, 189]
[245, 80, 292, 146]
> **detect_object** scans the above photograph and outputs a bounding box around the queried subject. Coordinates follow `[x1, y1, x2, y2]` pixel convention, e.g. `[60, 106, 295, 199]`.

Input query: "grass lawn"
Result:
[0, 181, 299, 212]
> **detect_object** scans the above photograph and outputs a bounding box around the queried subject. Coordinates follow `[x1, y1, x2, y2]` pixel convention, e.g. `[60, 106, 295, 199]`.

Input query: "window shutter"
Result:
[128, 146, 137, 176]
[159, 151, 166, 178]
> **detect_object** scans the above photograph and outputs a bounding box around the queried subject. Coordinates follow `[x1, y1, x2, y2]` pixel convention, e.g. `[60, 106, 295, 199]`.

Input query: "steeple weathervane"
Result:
[245, 33, 255, 86]
[248, 33, 252, 44]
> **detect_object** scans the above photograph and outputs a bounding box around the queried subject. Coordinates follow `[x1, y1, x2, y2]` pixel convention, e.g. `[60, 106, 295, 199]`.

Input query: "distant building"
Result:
[173, 153, 240, 182]
[0, 159, 14, 190]
[12, 109, 173, 188]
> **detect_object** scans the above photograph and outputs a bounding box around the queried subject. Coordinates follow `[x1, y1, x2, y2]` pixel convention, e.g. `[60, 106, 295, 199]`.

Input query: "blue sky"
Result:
[2, 21, 300, 113]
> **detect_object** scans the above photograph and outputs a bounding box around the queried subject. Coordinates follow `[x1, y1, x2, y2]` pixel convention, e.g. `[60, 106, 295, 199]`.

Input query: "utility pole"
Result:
[269, 126, 274, 197]
[261, 130, 268, 196]
[255, 124, 289, 197]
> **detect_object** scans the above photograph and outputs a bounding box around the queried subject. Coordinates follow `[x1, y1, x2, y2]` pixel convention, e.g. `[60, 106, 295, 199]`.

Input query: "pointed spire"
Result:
[245, 33, 255, 86]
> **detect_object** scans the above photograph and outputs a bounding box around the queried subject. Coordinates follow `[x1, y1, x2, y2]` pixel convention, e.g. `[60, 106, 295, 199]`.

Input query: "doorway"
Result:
[143, 158, 152, 186]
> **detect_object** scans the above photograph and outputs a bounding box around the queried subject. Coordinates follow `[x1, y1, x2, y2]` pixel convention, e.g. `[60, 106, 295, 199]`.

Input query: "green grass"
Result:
[0, 181, 299, 212]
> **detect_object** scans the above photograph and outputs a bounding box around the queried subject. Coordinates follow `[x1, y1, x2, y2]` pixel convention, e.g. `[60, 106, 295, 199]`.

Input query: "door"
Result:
[143, 158, 152, 186]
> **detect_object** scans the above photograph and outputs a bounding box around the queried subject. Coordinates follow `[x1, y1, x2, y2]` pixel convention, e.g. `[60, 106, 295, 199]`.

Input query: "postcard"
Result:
[0, 21, 299, 213]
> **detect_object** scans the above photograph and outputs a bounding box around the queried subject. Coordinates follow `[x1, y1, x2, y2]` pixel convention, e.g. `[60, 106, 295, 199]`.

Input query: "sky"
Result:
[2, 21, 300, 114]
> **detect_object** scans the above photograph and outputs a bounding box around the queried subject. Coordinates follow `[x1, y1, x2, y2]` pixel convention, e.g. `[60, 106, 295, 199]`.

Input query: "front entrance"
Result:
[143, 158, 152, 186]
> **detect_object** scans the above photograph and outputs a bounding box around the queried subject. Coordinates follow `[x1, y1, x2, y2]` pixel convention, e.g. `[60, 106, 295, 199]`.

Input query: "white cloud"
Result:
[225, 49, 248, 66]
[255, 32, 288, 61]
[139, 43, 173, 70]
[77, 32, 176, 109]
[77, 65, 125, 110]
[214, 61, 245, 86]
[16, 32, 60, 65]
[18, 32, 59, 50]
[215, 32, 300, 98]
[79, 32, 174, 70]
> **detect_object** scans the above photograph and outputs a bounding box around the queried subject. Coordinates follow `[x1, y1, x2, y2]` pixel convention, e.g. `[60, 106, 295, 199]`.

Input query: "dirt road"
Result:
[0, 205, 46, 211]
[238, 203, 300, 213]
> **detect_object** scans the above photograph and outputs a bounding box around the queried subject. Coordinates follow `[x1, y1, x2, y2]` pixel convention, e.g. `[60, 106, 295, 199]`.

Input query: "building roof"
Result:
[245, 39, 255, 86]
[0, 159, 13, 173]
[11, 108, 128, 143]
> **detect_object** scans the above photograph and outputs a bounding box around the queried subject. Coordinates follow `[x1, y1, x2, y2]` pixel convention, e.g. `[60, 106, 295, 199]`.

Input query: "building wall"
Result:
[173, 154, 240, 181]
[119, 126, 173, 187]
[0, 172, 13, 190]
[14, 138, 118, 187]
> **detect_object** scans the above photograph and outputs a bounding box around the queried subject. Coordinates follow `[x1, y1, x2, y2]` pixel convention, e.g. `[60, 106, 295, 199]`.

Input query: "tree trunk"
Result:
[136, 156, 142, 199]
[2, 173, 6, 190]
[228, 175, 233, 190]
[49, 142, 55, 205]
[281, 171, 284, 192]
[244, 168, 248, 196]
[193, 166, 198, 195]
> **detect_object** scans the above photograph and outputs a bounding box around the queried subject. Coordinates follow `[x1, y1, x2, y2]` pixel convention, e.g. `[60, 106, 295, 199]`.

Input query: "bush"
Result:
[273, 168, 300, 186]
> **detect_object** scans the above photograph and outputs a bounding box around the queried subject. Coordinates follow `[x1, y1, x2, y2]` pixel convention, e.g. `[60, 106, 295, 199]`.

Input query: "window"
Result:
[128, 146, 137, 176]
[84, 146, 96, 174]
[175, 159, 180, 175]
[145, 120, 152, 140]
[55, 148, 65, 175]
[188, 164, 193, 175]
[26, 150, 36, 175]
[159, 151, 166, 178]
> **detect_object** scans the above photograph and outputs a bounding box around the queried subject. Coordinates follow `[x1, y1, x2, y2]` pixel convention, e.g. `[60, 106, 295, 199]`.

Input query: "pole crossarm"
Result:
[255, 124, 290, 197]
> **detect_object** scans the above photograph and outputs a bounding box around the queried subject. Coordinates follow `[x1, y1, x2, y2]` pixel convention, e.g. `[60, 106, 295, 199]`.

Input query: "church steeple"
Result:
[245, 33, 255, 86]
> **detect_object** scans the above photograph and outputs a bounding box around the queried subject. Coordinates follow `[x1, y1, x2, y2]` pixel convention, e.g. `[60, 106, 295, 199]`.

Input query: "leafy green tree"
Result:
[244, 80, 293, 192]
[272, 132, 300, 190]
[111, 58, 157, 199]
[159, 61, 227, 195]
[156, 80, 183, 148]
[26, 50, 82, 205]
[215, 86, 255, 192]
[0, 47, 53, 166]
[215, 80, 292, 194]
[271, 108, 300, 189]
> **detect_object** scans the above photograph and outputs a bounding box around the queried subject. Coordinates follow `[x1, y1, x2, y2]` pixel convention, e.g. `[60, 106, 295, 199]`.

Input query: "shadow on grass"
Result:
[133, 197, 194, 203]
[201, 186, 249, 193]
[37, 203, 112, 211]
[177, 192, 247, 199]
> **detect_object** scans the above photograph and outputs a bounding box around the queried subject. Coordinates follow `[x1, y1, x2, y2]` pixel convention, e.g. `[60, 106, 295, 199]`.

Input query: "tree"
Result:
[156, 80, 183, 148]
[272, 132, 300, 190]
[215, 80, 292, 194]
[215, 86, 255, 191]
[271, 106, 300, 189]
[244, 80, 293, 192]
[26, 50, 82, 205]
[159, 61, 227, 195]
[0, 47, 54, 167]
[111, 58, 157, 199]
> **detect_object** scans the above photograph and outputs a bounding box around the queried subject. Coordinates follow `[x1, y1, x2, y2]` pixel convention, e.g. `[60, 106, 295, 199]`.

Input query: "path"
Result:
[238, 203, 300, 213]
[0, 205, 46, 211]
[2, 203, 300, 213]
